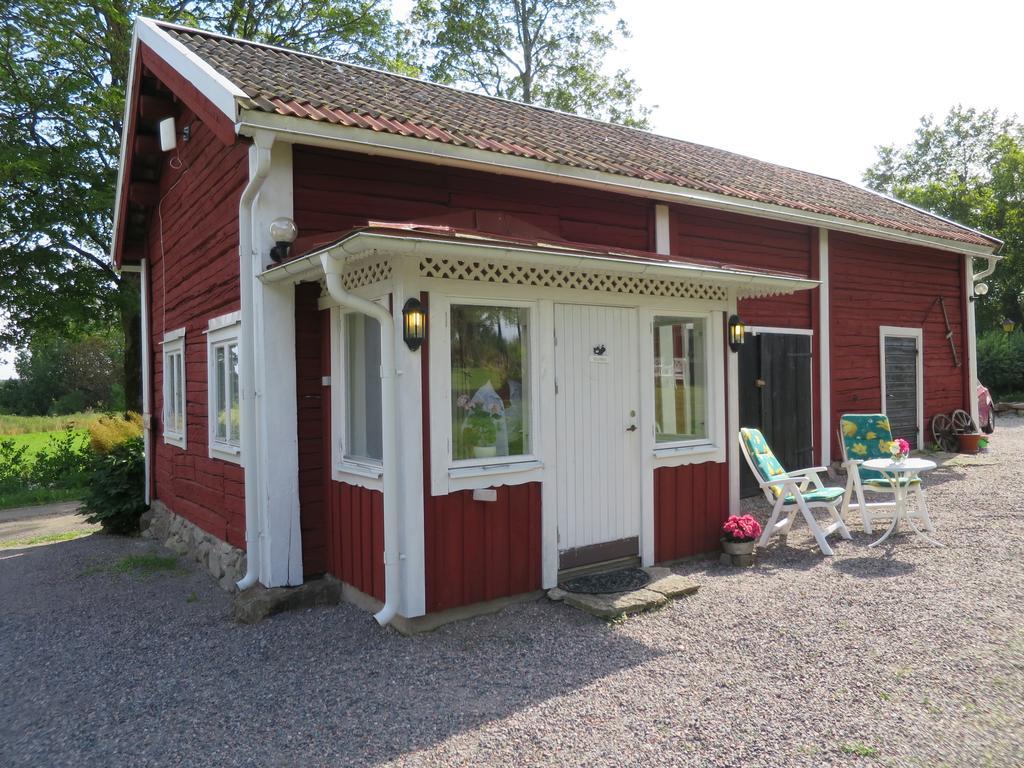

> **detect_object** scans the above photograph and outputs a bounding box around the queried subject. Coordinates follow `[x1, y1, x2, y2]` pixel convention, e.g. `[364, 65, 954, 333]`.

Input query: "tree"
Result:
[0, 1, 412, 413]
[864, 106, 1024, 332]
[411, 0, 652, 128]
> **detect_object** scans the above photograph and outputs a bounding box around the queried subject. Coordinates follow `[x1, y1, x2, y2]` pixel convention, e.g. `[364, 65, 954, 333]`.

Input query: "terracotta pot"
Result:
[721, 538, 756, 556]
[958, 433, 983, 454]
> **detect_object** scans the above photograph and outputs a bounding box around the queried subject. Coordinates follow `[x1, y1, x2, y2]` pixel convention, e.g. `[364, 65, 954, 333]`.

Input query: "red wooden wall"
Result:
[147, 107, 250, 548]
[829, 232, 968, 456]
[294, 283, 327, 575]
[654, 462, 730, 562]
[292, 147, 653, 253]
[312, 306, 386, 600]
[669, 206, 814, 328]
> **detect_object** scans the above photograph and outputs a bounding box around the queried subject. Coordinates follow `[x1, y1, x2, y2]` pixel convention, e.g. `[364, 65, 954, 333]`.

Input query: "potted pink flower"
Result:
[888, 437, 911, 463]
[721, 514, 762, 556]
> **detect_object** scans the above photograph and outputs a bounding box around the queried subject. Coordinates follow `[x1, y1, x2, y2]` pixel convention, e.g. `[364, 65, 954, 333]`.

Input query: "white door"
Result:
[554, 304, 641, 570]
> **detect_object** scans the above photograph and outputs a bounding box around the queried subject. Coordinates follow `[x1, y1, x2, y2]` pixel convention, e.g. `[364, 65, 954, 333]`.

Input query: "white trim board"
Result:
[238, 110, 1000, 259]
[818, 228, 832, 468]
[879, 326, 924, 448]
[747, 326, 813, 336]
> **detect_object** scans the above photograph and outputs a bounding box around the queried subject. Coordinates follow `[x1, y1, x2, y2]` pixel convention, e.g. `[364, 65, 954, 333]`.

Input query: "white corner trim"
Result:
[238, 110, 999, 259]
[654, 204, 670, 255]
[136, 17, 246, 120]
[818, 228, 832, 467]
[965, 255, 980, 427]
[879, 326, 924, 448]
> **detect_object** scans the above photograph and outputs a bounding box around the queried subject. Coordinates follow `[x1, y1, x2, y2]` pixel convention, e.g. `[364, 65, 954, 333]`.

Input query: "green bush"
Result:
[29, 429, 90, 489]
[0, 440, 30, 490]
[977, 329, 1024, 399]
[79, 436, 147, 534]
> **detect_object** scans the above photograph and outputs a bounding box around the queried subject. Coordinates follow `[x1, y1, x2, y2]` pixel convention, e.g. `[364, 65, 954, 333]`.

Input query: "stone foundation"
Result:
[141, 500, 246, 592]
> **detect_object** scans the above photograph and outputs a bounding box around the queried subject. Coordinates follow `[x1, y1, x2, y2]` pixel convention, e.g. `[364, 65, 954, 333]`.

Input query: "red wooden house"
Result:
[112, 18, 1001, 629]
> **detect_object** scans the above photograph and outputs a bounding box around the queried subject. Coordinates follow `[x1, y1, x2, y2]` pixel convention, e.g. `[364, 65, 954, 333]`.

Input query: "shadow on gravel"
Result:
[0, 533, 667, 767]
[831, 556, 915, 578]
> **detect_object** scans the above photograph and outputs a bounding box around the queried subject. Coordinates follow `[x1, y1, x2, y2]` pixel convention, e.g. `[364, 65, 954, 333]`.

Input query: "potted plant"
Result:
[888, 437, 912, 463]
[463, 402, 500, 458]
[957, 432, 983, 454]
[721, 514, 762, 556]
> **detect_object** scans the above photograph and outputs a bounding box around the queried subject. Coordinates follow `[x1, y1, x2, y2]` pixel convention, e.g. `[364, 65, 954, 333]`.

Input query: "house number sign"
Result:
[590, 344, 610, 364]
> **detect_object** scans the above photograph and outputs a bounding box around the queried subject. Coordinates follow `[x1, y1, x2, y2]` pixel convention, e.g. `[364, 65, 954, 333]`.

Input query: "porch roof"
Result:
[260, 224, 819, 299]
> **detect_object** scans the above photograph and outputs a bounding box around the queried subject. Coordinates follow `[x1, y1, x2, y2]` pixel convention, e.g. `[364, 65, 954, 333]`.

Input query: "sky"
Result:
[3, 0, 1021, 380]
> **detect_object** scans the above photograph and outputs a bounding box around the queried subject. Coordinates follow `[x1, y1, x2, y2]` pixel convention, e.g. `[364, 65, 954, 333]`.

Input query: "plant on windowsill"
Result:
[721, 514, 762, 558]
[461, 400, 500, 459]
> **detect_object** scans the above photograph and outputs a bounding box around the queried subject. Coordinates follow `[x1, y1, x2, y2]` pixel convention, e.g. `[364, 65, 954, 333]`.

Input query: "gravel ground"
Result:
[2, 421, 1022, 768]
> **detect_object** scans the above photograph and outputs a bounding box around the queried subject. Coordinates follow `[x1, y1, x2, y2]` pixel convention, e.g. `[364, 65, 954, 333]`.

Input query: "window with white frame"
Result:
[162, 329, 186, 448]
[206, 314, 241, 462]
[450, 303, 531, 462]
[343, 311, 384, 465]
[653, 316, 709, 445]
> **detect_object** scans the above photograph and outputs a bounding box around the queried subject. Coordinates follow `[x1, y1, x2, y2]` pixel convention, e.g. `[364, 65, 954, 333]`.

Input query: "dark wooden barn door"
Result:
[739, 333, 814, 497]
[882, 334, 920, 449]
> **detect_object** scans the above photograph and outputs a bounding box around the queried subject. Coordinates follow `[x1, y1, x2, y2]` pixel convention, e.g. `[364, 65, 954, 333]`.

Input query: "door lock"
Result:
[626, 424, 638, 432]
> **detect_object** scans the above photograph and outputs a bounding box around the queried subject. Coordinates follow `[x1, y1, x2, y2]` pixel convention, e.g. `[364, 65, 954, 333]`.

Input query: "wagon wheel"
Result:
[951, 409, 976, 435]
[931, 413, 957, 452]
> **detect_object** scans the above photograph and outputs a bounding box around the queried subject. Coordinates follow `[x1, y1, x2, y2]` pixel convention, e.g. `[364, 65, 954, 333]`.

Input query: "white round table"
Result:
[862, 457, 942, 548]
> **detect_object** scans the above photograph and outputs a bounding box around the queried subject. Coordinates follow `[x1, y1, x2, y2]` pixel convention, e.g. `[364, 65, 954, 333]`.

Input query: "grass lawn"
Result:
[3, 429, 89, 461]
[0, 486, 86, 510]
[0, 412, 106, 436]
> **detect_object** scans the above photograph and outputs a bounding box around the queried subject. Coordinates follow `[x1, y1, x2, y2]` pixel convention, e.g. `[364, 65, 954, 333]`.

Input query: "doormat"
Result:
[560, 567, 651, 595]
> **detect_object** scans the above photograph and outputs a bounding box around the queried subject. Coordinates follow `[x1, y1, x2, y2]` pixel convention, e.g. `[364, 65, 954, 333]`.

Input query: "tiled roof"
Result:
[159, 22, 999, 250]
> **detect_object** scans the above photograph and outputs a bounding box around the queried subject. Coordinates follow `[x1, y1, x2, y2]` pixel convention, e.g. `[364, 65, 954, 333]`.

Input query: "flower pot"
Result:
[958, 433, 983, 454]
[473, 445, 497, 459]
[721, 538, 756, 556]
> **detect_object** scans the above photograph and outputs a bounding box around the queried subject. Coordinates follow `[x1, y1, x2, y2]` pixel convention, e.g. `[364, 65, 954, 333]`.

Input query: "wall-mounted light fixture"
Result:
[970, 282, 989, 302]
[402, 297, 426, 351]
[728, 314, 746, 352]
[269, 217, 298, 263]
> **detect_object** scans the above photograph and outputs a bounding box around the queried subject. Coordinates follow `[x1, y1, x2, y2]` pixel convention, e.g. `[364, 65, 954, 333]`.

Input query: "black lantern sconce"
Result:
[269, 217, 298, 263]
[728, 314, 746, 352]
[402, 297, 426, 351]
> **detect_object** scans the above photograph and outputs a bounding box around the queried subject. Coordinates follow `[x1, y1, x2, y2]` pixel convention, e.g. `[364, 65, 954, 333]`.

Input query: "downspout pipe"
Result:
[236, 133, 274, 591]
[973, 254, 998, 283]
[322, 256, 401, 627]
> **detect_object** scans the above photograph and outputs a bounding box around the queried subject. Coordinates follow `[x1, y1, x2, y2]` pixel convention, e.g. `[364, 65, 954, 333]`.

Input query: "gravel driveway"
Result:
[2, 421, 1022, 767]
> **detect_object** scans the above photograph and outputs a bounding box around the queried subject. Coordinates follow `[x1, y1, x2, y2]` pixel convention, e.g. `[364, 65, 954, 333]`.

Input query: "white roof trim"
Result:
[238, 110, 1001, 259]
[259, 230, 819, 298]
[109, 24, 142, 266]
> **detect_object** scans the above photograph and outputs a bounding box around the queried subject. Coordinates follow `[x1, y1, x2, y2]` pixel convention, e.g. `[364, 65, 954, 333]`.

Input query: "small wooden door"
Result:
[882, 334, 921, 448]
[554, 304, 640, 570]
[739, 333, 814, 497]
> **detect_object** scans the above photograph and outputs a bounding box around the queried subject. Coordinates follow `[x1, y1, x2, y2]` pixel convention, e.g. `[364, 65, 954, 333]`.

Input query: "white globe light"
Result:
[973, 282, 989, 296]
[270, 217, 298, 244]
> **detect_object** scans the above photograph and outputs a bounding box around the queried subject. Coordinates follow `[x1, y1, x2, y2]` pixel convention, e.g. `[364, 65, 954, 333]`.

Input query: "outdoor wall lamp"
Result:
[728, 314, 746, 352]
[970, 282, 989, 302]
[402, 297, 426, 351]
[269, 217, 298, 263]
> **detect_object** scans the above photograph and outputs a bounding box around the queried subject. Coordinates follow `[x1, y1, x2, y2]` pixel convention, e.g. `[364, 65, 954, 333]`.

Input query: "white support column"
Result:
[654, 204, 670, 255]
[965, 255, 980, 427]
[251, 142, 303, 586]
[538, 299, 559, 585]
[391, 260, 426, 617]
[727, 290, 740, 516]
[818, 229, 832, 468]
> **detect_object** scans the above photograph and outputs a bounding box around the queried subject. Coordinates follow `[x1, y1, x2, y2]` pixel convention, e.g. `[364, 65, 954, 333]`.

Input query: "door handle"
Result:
[626, 424, 638, 432]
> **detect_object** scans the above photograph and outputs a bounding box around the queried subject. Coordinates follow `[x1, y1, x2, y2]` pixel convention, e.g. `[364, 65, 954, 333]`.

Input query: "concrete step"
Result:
[548, 566, 699, 620]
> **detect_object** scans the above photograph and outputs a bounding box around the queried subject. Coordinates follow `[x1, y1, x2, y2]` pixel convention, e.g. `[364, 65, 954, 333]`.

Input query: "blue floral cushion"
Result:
[783, 487, 845, 504]
[740, 427, 787, 496]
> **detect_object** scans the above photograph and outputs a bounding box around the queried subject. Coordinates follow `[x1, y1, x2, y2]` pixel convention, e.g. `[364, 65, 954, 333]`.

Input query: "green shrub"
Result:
[79, 436, 147, 535]
[0, 439, 30, 490]
[29, 429, 90, 489]
[977, 329, 1024, 399]
[88, 412, 143, 454]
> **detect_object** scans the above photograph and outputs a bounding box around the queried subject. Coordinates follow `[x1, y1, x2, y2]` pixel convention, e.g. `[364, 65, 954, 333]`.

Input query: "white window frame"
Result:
[205, 312, 242, 464]
[161, 328, 187, 449]
[330, 299, 388, 491]
[642, 309, 727, 466]
[429, 295, 544, 494]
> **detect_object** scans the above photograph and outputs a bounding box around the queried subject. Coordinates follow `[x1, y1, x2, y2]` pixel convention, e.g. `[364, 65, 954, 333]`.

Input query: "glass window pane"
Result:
[176, 353, 184, 432]
[228, 343, 240, 445]
[450, 305, 529, 461]
[214, 345, 228, 441]
[653, 317, 707, 443]
[346, 314, 383, 461]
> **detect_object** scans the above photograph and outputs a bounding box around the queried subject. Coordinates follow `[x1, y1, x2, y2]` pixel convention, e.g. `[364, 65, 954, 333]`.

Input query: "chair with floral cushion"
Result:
[738, 428, 852, 555]
[838, 414, 933, 534]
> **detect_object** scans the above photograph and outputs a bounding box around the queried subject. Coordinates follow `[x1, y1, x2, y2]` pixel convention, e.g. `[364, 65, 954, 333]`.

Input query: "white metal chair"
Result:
[739, 428, 852, 556]
[838, 414, 934, 534]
